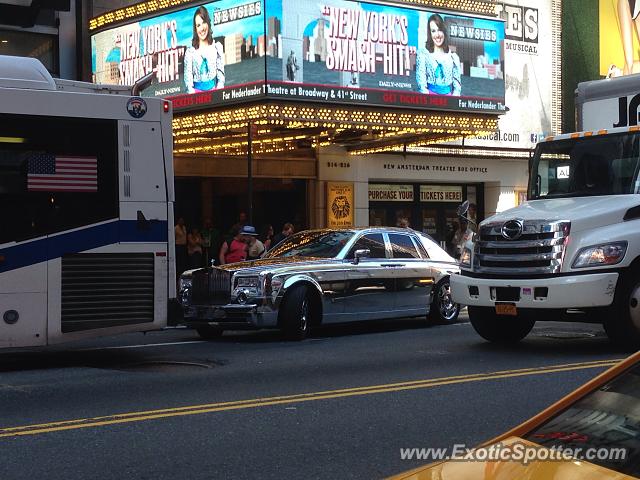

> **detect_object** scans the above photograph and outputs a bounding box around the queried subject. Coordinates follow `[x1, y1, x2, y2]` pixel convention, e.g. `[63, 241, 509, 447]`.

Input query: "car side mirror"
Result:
[353, 249, 370, 265]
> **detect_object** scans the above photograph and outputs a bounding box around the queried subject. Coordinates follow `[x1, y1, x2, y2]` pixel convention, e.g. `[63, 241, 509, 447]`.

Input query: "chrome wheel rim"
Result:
[438, 282, 458, 321]
[300, 297, 309, 332]
[629, 282, 640, 330]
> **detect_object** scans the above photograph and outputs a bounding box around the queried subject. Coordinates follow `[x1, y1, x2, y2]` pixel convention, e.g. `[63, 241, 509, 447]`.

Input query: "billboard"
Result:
[91, 0, 266, 105]
[266, 0, 506, 114]
[450, 1, 553, 149]
[90, 0, 505, 114]
[600, 0, 640, 78]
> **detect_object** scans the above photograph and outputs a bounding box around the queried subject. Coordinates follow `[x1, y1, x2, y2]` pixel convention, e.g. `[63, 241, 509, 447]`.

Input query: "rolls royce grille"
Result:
[191, 268, 232, 304]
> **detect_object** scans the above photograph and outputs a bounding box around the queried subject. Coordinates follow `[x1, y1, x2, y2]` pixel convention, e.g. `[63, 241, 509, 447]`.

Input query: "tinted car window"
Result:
[346, 233, 386, 259]
[389, 233, 420, 258]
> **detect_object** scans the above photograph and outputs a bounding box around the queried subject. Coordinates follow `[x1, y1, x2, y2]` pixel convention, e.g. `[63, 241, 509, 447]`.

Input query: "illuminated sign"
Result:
[266, 0, 505, 114]
[91, 0, 266, 102]
[90, 0, 505, 114]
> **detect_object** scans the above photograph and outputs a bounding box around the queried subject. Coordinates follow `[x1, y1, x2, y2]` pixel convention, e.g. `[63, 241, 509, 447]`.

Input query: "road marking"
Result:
[77, 340, 207, 351]
[0, 359, 621, 438]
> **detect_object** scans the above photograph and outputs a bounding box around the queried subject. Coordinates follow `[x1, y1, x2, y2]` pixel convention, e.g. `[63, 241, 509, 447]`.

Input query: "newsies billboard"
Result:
[91, 0, 266, 108]
[91, 0, 505, 115]
[449, 1, 555, 149]
[267, 0, 506, 114]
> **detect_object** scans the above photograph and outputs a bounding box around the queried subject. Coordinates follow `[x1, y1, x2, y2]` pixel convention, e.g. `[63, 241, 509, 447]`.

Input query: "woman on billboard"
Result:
[183, 5, 226, 93]
[415, 13, 461, 96]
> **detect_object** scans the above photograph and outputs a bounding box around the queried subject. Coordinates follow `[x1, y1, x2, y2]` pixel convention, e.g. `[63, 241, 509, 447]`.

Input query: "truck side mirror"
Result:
[353, 249, 370, 265]
[457, 200, 470, 217]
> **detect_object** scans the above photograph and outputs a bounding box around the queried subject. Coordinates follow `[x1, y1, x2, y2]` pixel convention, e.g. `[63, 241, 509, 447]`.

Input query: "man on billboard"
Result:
[183, 5, 226, 93]
[415, 13, 462, 96]
[286, 50, 299, 81]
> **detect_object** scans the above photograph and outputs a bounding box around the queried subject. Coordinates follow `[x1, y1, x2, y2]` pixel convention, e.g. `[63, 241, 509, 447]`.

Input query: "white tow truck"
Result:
[451, 74, 640, 348]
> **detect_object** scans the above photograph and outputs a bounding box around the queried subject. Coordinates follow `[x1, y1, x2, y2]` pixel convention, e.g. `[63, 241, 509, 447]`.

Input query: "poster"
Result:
[91, 0, 266, 106]
[327, 181, 354, 227]
[266, 0, 506, 114]
[450, 1, 553, 149]
[599, 0, 640, 78]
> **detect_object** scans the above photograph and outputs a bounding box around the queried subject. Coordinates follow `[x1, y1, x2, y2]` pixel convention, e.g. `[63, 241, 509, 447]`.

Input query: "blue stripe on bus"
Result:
[0, 220, 168, 274]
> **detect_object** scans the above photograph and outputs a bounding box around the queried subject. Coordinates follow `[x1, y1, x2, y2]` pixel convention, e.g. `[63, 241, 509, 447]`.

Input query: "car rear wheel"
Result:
[196, 325, 224, 340]
[428, 278, 460, 324]
[468, 306, 535, 344]
[280, 285, 314, 340]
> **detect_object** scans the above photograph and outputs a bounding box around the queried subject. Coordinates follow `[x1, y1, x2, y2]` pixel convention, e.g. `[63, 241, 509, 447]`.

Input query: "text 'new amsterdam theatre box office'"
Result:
[89, 0, 506, 232]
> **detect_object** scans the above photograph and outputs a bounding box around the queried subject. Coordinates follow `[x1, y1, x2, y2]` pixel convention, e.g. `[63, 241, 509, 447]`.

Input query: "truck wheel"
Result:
[603, 268, 640, 350]
[280, 285, 313, 340]
[468, 306, 535, 344]
[428, 278, 460, 324]
[196, 325, 224, 340]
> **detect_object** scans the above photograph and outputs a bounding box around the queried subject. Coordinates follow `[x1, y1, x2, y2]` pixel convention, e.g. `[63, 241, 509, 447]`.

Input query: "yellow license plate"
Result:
[495, 303, 517, 316]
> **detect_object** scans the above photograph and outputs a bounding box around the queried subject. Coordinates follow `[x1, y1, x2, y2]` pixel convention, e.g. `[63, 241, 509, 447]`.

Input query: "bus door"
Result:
[0, 151, 48, 347]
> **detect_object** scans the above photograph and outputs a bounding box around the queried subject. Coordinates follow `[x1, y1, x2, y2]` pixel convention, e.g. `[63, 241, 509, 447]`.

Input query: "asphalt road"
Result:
[0, 313, 624, 480]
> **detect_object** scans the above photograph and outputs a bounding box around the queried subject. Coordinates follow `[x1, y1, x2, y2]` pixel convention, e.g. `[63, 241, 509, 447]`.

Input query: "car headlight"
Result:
[572, 242, 627, 268]
[236, 276, 260, 288]
[178, 276, 192, 291]
[459, 247, 472, 268]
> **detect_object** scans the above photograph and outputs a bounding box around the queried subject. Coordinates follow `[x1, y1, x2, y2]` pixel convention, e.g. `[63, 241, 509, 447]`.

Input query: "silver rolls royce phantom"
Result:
[178, 227, 460, 340]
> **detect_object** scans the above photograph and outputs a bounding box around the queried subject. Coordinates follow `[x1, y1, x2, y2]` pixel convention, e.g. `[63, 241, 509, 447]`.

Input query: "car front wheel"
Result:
[468, 306, 535, 344]
[280, 284, 314, 340]
[428, 278, 460, 324]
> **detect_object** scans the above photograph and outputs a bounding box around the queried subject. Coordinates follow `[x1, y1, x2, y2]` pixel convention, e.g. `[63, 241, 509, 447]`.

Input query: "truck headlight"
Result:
[572, 242, 627, 268]
[236, 276, 260, 288]
[178, 276, 192, 291]
[459, 248, 472, 268]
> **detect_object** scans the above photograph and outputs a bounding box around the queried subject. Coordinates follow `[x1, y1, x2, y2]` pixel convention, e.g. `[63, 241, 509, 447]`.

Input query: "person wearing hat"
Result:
[219, 225, 260, 264]
[246, 225, 266, 260]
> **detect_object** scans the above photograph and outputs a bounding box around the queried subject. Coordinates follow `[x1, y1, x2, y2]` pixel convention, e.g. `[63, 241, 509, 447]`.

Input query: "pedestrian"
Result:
[187, 226, 204, 268]
[201, 218, 220, 266]
[271, 222, 294, 249]
[246, 227, 266, 260]
[219, 225, 257, 264]
[261, 224, 274, 251]
[174, 217, 188, 276]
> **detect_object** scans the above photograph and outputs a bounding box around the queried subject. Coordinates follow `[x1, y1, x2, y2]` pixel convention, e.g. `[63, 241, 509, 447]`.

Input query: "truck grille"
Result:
[191, 268, 232, 304]
[474, 220, 570, 275]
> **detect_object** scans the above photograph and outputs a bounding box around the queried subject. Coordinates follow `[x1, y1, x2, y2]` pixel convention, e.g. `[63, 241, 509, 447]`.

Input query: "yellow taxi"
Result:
[392, 352, 640, 479]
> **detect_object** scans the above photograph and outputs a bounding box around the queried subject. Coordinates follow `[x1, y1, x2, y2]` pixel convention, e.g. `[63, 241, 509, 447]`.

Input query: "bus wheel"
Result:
[604, 267, 640, 350]
[280, 285, 314, 341]
[196, 325, 224, 340]
[468, 306, 535, 344]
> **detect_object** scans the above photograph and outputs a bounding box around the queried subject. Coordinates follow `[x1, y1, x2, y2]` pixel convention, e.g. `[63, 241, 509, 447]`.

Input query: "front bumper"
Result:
[182, 303, 279, 329]
[451, 272, 619, 309]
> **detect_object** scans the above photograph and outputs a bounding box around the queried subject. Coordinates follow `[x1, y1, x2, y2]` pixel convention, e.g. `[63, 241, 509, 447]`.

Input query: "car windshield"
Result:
[264, 230, 355, 259]
[528, 132, 640, 199]
[525, 362, 640, 476]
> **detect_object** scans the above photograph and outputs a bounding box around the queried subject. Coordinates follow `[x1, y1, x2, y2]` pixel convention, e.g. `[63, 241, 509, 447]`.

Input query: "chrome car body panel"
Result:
[179, 228, 460, 331]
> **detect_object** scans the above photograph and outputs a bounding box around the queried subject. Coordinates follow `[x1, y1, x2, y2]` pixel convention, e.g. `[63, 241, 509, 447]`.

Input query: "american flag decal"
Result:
[27, 153, 97, 192]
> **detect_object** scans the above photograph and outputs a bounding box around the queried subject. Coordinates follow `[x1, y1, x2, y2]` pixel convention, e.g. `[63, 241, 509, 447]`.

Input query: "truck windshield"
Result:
[528, 132, 640, 199]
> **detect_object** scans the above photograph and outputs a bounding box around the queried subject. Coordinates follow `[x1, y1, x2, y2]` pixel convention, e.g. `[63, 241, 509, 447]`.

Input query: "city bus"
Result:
[0, 55, 176, 348]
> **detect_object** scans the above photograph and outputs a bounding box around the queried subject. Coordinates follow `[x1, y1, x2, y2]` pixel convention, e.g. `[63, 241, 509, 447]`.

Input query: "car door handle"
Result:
[381, 263, 405, 267]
